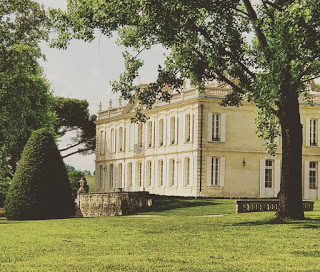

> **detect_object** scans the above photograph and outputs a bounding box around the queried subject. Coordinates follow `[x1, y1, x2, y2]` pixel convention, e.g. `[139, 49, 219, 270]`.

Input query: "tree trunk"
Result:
[276, 89, 305, 220]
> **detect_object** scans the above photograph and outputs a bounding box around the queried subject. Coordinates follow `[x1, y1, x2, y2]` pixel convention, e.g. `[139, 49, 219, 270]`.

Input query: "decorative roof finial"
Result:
[99, 102, 102, 111]
[109, 99, 113, 109]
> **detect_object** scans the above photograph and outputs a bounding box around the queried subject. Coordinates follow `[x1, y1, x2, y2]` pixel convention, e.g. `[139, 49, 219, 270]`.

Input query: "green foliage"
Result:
[53, 97, 96, 158]
[0, 177, 11, 207]
[68, 170, 89, 198]
[65, 164, 76, 173]
[0, 0, 54, 175]
[4, 129, 75, 220]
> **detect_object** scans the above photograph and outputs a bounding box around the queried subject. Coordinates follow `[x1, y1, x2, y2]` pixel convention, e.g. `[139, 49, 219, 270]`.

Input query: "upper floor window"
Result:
[208, 113, 226, 143]
[309, 161, 317, 189]
[265, 160, 273, 188]
[138, 123, 143, 147]
[170, 117, 176, 145]
[185, 114, 191, 143]
[111, 129, 115, 153]
[119, 127, 124, 152]
[159, 119, 164, 146]
[100, 131, 105, 155]
[147, 121, 153, 148]
[310, 119, 317, 146]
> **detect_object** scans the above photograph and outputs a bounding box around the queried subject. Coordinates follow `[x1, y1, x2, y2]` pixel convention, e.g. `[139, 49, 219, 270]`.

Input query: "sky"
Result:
[36, 0, 166, 172]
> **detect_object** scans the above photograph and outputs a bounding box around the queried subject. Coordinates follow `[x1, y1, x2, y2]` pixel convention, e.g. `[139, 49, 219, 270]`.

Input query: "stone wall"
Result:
[76, 191, 152, 217]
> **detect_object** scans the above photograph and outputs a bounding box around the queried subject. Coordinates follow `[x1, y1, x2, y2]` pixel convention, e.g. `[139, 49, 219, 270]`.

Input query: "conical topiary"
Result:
[4, 128, 75, 220]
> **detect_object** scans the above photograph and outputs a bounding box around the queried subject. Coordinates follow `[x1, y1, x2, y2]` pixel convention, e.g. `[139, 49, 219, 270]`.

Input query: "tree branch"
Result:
[62, 148, 92, 159]
[59, 141, 83, 152]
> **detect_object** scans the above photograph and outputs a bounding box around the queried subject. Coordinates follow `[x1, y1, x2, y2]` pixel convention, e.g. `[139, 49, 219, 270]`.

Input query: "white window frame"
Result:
[127, 162, 133, 188]
[207, 113, 226, 143]
[99, 165, 105, 189]
[309, 161, 317, 189]
[100, 130, 105, 155]
[207, 156, 225, 187]
[118, 127, 124, 152]
[264, 160, 273, 188]
[170, 117, 176, 145]
[110, 163, 115, 188]
[159, 160, 164, 187]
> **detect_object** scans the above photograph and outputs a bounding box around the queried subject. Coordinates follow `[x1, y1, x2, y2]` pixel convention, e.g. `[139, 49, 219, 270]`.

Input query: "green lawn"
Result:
[0, 199, 320, 271]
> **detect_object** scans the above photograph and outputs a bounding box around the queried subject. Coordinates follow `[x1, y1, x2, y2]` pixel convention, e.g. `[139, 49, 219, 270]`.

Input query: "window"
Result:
[138, 123, 143, 147]
[100, 131, 105, 155]
[309, 161, 317, 189]
[310, 119, 317, 146]
[210, 157, 219, 186]
[111, 129, 115, 153]
[138, 161, 143, 187]
[185, 114, 191, 143]
[265, 160, 273, 188]
[185, 157, 190, 186]
[159, 160, 164, 186]
[118, 163, 123, 188]
[127, 163, 133, 188]
[147, 121, 153, 148]
[212, 114, 220, 141]
[170, 159, 176, 186]
[146, 161, 152, 187]
[159, 119, 164, 146]
[110, 164, 115, 188]
[99, 165, 105, 189]
[170, 117, 176, 144]
[119, 127, 123, 152]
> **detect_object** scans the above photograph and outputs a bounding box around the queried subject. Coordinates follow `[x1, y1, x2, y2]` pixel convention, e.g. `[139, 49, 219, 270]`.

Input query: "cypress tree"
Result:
[5, 128, 75, 220]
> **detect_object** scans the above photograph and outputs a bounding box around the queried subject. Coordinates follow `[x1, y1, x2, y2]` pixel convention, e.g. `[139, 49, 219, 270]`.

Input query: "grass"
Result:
[0, 199, 320, 271]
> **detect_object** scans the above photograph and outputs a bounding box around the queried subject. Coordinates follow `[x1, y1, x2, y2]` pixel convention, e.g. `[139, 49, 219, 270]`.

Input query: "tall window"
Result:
[100, 131, 105, 155]
[128, 163, 133, 188]
[170, 159, 176, 186]
[118, 164, 123, 188]
[170, 117, 176, 145]
[138, 162, 143, 187]
[185, 157, 190, 186]
[309, 161, 317, 189]
[265, 160, 273, 188]
[111, 129, 115, 153]
[119, 127, 123, 152]
[100, 165, 105, 189]
[110, 164, 115, 188]
[147, 121, 152, 148]
[185, 114, 191, 142]
[212, 114, 220, 141]
[159, 160, 164, 186]
[210, 157, 219, 186]
[138, 123, 143, 147]
[146, 161, 152, 187]
[159, 119, 164, 146]
[310, 119, 317, 146]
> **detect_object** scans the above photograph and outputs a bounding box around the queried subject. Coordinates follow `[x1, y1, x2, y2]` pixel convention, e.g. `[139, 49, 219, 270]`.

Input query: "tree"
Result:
[4, 129, 75, 220]
[68, 170, 89, 198]
[65, 164, 76, 173]
[50, 0, 320, 219]
[0, 0, 54, 175]
[53, 97, 96, 158]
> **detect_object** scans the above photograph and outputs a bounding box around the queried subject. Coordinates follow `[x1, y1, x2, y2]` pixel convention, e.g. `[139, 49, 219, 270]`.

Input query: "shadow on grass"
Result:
[138, 199, 221, 214]
[231, 215, 320, 228]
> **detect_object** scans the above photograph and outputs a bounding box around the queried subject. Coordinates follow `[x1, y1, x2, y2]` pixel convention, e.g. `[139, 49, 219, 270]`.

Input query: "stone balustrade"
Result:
[236, 199, 314, 213]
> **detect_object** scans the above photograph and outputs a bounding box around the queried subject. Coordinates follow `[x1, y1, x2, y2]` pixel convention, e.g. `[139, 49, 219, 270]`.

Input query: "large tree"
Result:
[51, 0, 320, 219]
[53, 97, 96, 158]
[0, 0, 54, 175]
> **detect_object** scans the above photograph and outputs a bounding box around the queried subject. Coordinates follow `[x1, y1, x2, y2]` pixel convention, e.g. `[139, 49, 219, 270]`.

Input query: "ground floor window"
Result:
[265, 160, 273, 188]
[309, 161, 317, 189]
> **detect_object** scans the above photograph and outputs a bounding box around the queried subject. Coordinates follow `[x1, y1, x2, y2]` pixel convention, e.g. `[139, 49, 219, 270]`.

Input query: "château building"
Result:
[95, 83, 320, 200]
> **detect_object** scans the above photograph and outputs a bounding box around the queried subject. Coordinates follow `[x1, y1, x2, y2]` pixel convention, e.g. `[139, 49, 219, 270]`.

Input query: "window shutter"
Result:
[181, 158, 185, 187]
[260, 159, 266, 197]
[175, 116, 178, 144]
[274, 159, 281, 197]
[317, 120, 320, 147]
[306, 118, 310, 147]
[207, 113, 212, 142]
[190, 156, 193, 186]
[219, 157, 225, 187]
[190, 114, 194, 143]
[304, 160, 309, 200]
[183, 115, 186, 143]
[207, 156, 212, 186]
[220, 113, 227, 142]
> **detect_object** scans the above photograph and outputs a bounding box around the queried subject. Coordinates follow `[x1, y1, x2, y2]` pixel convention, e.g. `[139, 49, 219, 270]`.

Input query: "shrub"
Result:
[0, 177, 11, 207]
[4, 128, 75, 220]
[68, 170, 89, 198]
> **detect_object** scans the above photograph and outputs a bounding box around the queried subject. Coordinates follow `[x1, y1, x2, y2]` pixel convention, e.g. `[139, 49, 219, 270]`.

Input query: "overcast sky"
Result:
[36, 0, 165, 172]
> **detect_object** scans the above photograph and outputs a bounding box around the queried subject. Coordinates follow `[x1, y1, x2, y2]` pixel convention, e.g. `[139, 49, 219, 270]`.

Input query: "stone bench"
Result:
[236, 199, 314, 213]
